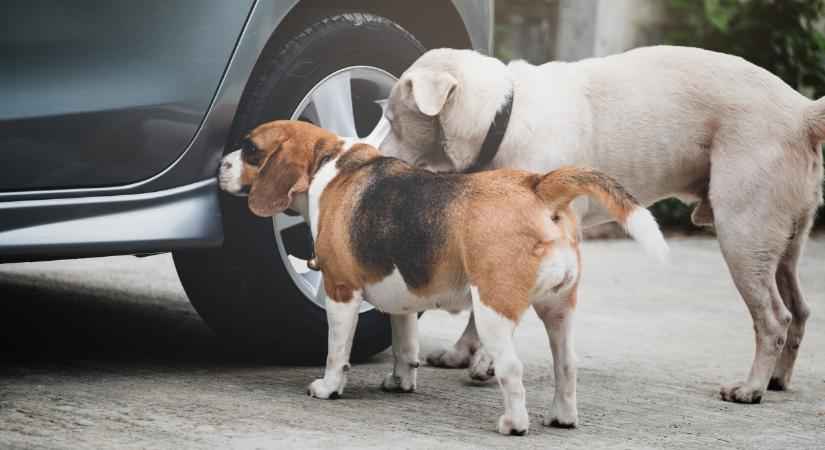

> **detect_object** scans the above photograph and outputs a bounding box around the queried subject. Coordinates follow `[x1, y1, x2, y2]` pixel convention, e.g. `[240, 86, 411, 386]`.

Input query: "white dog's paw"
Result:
[307, 379, 342, 400]
[381, 372, 416, 393]
[426, 347, 473, 368]
[496, 412, 529, 436]
[720, 380, 764, 404]
[468, 349, 495, 381]
[542, 404, 578, 429]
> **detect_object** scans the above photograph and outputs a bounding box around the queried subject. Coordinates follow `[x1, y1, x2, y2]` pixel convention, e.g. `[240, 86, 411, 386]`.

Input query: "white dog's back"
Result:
[501, 46, 815, 222]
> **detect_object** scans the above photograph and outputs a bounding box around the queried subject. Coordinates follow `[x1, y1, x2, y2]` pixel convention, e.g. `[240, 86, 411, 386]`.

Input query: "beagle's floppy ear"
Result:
[405, 69, 458, 117]
[247, 147, 309, 217]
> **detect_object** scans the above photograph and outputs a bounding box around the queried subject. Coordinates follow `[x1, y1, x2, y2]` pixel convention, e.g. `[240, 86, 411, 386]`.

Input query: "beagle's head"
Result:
[218, 120, 341, 217]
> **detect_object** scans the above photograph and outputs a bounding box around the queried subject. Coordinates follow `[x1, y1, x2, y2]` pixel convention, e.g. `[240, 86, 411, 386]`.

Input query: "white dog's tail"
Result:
[534, 165, 669, 261]
[806, 97, 825, 144]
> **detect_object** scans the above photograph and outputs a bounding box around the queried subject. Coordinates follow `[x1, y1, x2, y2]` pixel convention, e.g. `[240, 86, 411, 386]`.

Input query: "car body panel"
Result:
[0, 0, 492, 260]
[0, 0, 255, 191]
[452, 0, 494, 52]
[0, 179, 222, 262]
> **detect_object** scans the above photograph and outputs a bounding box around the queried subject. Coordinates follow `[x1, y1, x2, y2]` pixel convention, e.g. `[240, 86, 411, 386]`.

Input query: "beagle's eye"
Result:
[552, 213, 561, 223]
[317, 155, 332, 170]
[241, 141, 262, 166]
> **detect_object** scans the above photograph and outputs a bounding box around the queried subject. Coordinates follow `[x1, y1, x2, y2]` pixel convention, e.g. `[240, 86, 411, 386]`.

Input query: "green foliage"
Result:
[662, 0, 825, 98]
[494, 23, 518, 62]
[649, 198, 702, 232]
[658, 0, 825, 228]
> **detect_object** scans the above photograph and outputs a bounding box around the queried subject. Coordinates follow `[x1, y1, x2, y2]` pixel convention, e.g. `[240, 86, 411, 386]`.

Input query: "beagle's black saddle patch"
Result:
[350, 157, 465, 289]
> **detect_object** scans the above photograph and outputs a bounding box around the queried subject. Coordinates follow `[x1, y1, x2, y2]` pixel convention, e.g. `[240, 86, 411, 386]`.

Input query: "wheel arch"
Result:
[223, 0, 488, 154]
[280, 0, 485, 52]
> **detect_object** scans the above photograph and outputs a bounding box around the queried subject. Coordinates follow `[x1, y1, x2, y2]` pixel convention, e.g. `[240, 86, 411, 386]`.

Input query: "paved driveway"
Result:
[1, 237, 823, 449]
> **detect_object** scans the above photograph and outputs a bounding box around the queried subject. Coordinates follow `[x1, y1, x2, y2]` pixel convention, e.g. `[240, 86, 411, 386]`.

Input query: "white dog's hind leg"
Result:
[382, 313, 420, 392]
[716, 235, 790, 404]
[534, 300, 578, 428]
[712, 175, 794, 403]
[468, 346, 495, 381]
[308, 292, 362, 399]
[770, 211, 815, 390]
[426, 311, 481, 369]
[471, 287, 529, 436]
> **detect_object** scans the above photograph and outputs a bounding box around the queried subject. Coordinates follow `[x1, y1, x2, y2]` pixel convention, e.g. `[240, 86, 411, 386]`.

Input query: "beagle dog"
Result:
[218, 120, 668, 436]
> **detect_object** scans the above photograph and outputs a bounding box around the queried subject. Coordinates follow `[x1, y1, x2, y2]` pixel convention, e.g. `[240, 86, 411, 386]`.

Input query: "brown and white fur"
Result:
[380, 46, 825, 405]
[219, 120, 667, 435]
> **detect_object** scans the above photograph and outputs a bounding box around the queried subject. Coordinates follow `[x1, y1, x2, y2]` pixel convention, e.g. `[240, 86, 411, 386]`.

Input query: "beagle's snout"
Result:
[218, 150, 245, 195]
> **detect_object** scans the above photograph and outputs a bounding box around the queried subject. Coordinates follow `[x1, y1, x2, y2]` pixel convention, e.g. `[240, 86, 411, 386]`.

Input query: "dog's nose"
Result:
[222, 160, 233, 169]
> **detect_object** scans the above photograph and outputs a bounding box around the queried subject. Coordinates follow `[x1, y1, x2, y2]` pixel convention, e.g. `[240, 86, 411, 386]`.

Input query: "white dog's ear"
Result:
[405, 70, 458, 116]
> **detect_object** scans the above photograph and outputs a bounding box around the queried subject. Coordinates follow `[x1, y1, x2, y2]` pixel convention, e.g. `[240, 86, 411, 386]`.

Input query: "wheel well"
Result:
[225, 1, 473, 154]
[283, 0, 473, 50]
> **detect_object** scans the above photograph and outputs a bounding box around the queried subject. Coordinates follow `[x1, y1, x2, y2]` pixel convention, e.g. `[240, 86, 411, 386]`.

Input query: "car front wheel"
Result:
[173, 10, 425, 362]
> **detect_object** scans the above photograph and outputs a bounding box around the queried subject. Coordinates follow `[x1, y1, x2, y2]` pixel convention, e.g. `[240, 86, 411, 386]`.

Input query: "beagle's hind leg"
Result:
[534, 296, 578, 428]
[470, 285, 530, 436]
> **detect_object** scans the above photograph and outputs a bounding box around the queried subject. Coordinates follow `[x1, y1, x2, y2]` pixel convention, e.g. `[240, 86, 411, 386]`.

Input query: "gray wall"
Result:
[496, 0, 661, 63]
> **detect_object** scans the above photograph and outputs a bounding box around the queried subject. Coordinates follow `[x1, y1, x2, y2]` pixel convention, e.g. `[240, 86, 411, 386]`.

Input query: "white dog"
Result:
[380, 46, 824, 410]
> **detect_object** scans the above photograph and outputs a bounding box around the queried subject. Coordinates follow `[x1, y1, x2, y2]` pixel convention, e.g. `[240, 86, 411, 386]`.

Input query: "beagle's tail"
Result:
[533, 165, 669, 261]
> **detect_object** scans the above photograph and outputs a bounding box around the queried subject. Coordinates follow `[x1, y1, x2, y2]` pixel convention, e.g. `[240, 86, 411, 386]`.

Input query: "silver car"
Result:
[0, 0, 492, 361]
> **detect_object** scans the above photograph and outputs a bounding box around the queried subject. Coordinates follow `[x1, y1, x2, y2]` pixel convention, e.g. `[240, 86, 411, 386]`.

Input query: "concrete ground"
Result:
[1, 237, 824, 449]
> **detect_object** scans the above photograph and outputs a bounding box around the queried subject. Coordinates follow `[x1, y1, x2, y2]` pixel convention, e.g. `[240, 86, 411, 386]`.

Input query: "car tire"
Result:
[173, 9, 425, 363]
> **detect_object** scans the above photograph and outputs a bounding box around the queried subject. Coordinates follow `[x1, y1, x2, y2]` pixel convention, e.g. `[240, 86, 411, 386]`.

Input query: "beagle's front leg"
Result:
[308, 291, 363, 399]
[381, 313, 420, 392]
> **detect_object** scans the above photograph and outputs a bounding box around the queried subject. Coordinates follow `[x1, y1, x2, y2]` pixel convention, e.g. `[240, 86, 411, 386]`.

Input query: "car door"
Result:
[0, 0, 254, 191]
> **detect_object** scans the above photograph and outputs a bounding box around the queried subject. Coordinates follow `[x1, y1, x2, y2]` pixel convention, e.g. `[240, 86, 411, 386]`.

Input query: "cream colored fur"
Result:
[381, 45, 825, 407]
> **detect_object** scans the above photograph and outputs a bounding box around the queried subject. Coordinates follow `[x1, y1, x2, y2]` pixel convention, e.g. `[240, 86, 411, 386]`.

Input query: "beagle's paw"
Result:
[468, 349, 495, 382]
[381, 372, 416, 393]
[307, 379, 342, 400]
[497, 412, 529, 436]
[720, 380, 764, 404]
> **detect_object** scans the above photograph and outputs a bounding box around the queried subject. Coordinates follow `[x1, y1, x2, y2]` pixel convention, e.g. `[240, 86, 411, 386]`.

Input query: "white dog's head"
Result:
[380, 48, 512, 172]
